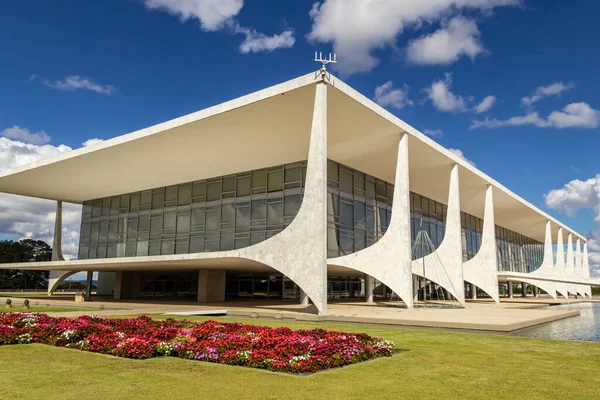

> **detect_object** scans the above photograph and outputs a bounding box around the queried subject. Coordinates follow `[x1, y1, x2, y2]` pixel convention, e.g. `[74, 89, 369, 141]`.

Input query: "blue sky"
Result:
[1, 0, 599, 270]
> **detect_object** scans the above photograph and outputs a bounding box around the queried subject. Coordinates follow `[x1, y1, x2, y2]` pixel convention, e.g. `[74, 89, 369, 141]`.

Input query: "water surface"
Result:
[511, 302, 600, 342]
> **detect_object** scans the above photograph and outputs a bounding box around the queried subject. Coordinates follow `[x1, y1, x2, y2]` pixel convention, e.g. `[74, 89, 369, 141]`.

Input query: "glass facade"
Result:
[78, 161, 307, 259]
[78, 159, 544, 275]
[495, 225, 544, 273]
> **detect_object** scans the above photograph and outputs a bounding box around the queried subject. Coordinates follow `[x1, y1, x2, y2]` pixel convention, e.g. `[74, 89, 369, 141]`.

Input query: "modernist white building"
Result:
[0, 68, 597, 315]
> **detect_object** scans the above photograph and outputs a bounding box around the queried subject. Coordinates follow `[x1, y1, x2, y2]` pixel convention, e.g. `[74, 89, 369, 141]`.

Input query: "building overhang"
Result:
[0, 71, 585, 243]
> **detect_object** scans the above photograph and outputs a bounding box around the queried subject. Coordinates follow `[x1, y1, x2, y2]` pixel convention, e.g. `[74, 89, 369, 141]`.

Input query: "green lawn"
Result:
[1, 315, 599, 400]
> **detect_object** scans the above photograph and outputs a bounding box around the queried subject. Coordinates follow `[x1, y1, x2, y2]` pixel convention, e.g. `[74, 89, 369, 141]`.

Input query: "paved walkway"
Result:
[1, 294, 589, 332]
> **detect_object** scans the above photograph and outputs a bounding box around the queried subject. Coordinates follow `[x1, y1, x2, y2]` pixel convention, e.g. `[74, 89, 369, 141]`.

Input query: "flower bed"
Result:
[0, 313, 395, 373]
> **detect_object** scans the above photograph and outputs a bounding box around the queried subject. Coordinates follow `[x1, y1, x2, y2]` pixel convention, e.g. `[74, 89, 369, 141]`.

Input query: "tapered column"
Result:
[52, 201, 64, 261]
[327, 132, 413, 308]
[566, 234, 577, 296]
[575, 239, 586, 296]
[554, 228, 569, 298]
[412, 164, 465, 305]
[299, 289, 309, 305]
[508, 282, 513, 298]
[583, 242, 592, 297]
[521, 282, 527, 297]
[463, 185, 499, 303]
[528, 221, 557, 299]
[85, 271, 93, 298]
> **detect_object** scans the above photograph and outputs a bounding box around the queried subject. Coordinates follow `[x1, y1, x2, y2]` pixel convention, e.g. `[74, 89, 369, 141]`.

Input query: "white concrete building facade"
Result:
[0, 70, 597, 315]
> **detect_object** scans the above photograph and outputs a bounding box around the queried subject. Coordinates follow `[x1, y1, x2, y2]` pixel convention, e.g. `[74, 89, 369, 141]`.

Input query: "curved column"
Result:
[411, 164, 465, 305]
[48, 270, 80, 295]
[575, 239, 586, 297]
[583, 242, 592, 297]
[554, 228, 569, 299]
[565, 234, 578, 296]
[527, 221, 557, 299]
[232, 82, 329, 315]
[327, 132, 413, 308]
[463, 185, 499, 303]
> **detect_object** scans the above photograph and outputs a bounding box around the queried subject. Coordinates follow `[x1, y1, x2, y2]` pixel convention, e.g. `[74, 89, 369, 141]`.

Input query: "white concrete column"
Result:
[508, 282, 513, 298]
[471, 284, 477, 300]
[527, 221, 557, 299]
[327, 132, 413, 308]
[463, 185, 500, 303]
[114, 271, 123, 300]
[412, 164, 465, 305]
[575, 239, 586, 296]
[197, 270, 226, 303]
[566, 234, 577, 296]
[299, 288, 310, 305]
[47, 201, 71, 295]
[521, 282, 527, 297]
[583, 242, 592, 297]
[534, 287, 539, 297]
[365, 274, 374, 303]
[96, 272, 116, 296]
[554, 228, 569, 299]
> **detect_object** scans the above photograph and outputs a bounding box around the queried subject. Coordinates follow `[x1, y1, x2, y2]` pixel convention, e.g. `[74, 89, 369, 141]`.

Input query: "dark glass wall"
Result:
[326, 160, 393, 258]
[495, 226, 544, 273]
[461, 212, 483, 261]
[78, 161, 307, 260]
[410, 193, 447, 258]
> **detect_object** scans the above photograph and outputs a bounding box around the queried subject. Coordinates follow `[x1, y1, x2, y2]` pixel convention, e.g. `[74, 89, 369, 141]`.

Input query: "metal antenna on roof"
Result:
[314, 52, 337, 83]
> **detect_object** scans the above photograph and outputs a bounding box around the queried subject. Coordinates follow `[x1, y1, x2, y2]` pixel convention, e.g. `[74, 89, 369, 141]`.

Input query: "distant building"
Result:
[0, 70, 595, 315]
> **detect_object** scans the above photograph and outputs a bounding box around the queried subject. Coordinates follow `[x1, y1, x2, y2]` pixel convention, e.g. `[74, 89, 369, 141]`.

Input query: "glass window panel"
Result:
[223, 176, 236, 193]
[340, 200, 353, 228]
[165, 186, 178, 202]
[366, 180, 376, 198]
[354, 200, 366, 230]
[190, 237, 204, 253]
[221, 233, 234, 251]
[222, 203, 235, 223]
[99, 221, 109, 241]
[355, 229, 366, 251]
[267, 202, 283, 226]
[136, 240, 149, 256]
[78, 246, 88, 260]
[237, 176, 251, 196]
[327, 160, 339, 183]
[340, 169, 353, 192]
[178, 186, 192, 205]
[116, 242, 126, 257]
[192, 181, 206, 198]
[90, 223, 99, 242]
[376, 181, 386, 199]
[207, 180, 222, 201]
[191, 207, 205, 227]
[250, 231, 265, 245]
[129, 195, 140, 212]
[101, 198, 110, 216]
[127, 218, 137, 237]
[106, 246, 116, 258]
[161, 239, 174, 255]
[206, 208, 220, 231]
[177, 214, 190, 234]
[141, 191, 152, 207]
[92, 200, 102, 217]
[267, 170, 284, 192]
[251, 199, 266, 221]
[164, 212, 176, 230]
[120, 195, 129, 212]
[235, 238, 250, 249]
[152, 190, 164, 210]
[354, 171, 365, 192]
[252, 169, 267, 189]
[138, 215, 150, 232]
[284, 194, 301, 217]
[236, 206, 250, 228]
[205, 238, 220, 252]
[285, 167, 302, 184]
[149, 242, 160, 256]
[175, 239, 189, 254]
[150, 216, 162, 237]
[81, 223, 91, 241]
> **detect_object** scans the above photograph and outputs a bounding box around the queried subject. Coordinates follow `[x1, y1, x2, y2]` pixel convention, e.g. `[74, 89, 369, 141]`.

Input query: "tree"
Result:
[0, 239, 52, 290]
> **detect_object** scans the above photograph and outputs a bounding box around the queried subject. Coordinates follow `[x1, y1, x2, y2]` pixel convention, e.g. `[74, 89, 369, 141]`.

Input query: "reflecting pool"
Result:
[511, 302, 600, 342]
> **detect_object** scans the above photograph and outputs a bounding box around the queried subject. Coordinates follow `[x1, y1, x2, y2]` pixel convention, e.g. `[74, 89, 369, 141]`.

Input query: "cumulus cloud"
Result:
[33, 75, 117, 95]
[0, 135, 82, 259]
[144, 0, 294, 53]
[1, 126, 51, 145]
[82, 138, 104, 147]
[423, 128, 443, 137]
[474, 95, 496, 114]
[234, 25, 295, 54]
[471, 102, 600, 129]
[307, 0, 520, 76]
[521, 82, 575, 107]
[545, 175, 600, 277]
[374, 81, 413, 110]
[406, 17, 486, 66]
[448, 148, 475, 166]
[424, 73, 468, 112]
[143, 0, 243, 31]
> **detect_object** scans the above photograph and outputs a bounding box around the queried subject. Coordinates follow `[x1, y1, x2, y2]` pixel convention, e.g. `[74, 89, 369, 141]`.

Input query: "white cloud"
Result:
[424, 73, 469, 112]
[423, 128, 443, 137]
[307, 0, 520, 76]
[82, 138, 104, 147]
[545, 175, 600, 277]
[36, 75, 117, 95]
[406, 17, 486, 66]
[235, 26, 295, 53]
[374, 81, 413, 110]
[1, 126, 51, 145]
[521, 82, 575, 107]
[474, 95, 496, 114]
[143, 0, 294, 53]
[143, 0, 243, 31]
[448, 148, 475, 166]
[471, 102, 600, 129]
[0, 136, 82, 259]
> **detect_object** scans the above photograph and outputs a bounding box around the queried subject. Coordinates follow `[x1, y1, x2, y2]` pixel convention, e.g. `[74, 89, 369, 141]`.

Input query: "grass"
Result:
[1, 315, 599, 400]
